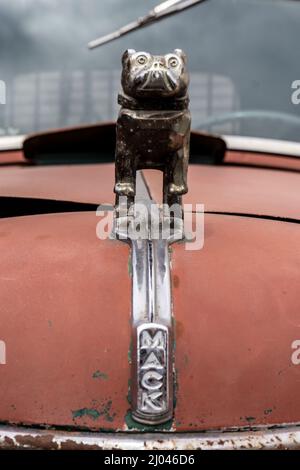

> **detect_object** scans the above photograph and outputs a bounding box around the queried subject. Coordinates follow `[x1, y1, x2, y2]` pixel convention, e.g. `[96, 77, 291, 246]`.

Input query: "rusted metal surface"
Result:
[0, 163, 115, 204]
[225, 151, 300, 171]
[0, 212, 300, 431]
[172, 214, 300, 430]
[1, 424, 300, 450]
[0, 139, 299, 220]
[143, 164, 300, 220]
[0, 212, 130, 430]
[0, 136, 300, 434]
[0, 150, 25, 165]
[0, 160, 299, 220]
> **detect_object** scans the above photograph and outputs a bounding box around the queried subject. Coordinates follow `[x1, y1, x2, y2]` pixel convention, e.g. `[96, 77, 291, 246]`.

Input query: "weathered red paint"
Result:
[225, 151, 300, 172]
[0, 156, 299, 218]
[0, 149, 299, 432]
[1, 212, 299, 431]
[173, 214, 300, 430]
[144, 165, 300, 220]
[0, 164, 115, 204]
[0, 212, 130, 430]
[0, 151, 25, 165]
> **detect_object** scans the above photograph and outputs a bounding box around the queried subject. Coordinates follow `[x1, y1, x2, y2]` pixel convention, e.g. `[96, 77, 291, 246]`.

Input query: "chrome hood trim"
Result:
[112, 173, 183, 425]
[223, 135, 300, 158]
[0, 135, 25, 151]
[1, 424, 300, 450]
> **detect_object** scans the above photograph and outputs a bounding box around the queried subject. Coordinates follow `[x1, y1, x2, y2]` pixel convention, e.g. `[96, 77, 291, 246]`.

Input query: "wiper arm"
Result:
[88, 0, 210, 49]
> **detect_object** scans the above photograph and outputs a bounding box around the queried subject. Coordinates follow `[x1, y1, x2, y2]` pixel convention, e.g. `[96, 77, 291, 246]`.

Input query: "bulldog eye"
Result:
[136, 55, 148, 65]
[169, 57, 179, 67]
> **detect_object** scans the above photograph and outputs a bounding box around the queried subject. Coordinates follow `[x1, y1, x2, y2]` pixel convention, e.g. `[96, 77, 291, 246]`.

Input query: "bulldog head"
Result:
[121, 49, 189, 99]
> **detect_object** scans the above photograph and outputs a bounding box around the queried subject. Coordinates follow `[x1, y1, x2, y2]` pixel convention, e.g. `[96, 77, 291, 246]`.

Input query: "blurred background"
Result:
[0, 0, 300, 140]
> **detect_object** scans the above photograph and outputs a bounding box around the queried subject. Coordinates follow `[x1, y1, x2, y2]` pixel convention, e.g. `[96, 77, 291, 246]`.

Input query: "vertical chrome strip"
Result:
[131, 237, 173, 424]
[113, 171, 181, 425]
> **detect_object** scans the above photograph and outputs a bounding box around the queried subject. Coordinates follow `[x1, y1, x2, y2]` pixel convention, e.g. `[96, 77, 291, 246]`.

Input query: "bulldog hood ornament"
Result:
[113, 49, 191, 425]
[115, 49, 191, 215]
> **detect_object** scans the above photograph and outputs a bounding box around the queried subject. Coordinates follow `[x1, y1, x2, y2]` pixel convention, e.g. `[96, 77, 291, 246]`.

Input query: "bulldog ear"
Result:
[174, 48, 187, 64]
[122, 49, 136, 66]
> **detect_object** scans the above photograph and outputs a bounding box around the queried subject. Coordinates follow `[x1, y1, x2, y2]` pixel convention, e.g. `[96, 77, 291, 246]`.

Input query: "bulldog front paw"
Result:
[114, 182, 135, 197]
[168, 183, 188, 195]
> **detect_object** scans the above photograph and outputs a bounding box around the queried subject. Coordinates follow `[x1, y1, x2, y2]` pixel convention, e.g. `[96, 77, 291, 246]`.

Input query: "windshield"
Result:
[1, 0, 300, 141]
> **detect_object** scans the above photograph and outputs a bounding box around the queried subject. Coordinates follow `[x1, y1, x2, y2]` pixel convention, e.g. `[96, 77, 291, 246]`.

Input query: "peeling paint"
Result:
[240, 416, 256, 423]
[2, 436, 15, 449]
[60, 439, 103, 450]
[92, 370, 108, 380]
[173, 275, 180, 288]
[72, 408, 100, 421]
[72, 401, 116, 423]
[2, 423, 300, 449]
[16, 434, 59, 450]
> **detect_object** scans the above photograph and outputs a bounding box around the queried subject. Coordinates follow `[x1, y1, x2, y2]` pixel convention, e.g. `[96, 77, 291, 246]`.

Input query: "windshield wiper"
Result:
[87, 0, 296, 49]
[88, 0, 210, 49]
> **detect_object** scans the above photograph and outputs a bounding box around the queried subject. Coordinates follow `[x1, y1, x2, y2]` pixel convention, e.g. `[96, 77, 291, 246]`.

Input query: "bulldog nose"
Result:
[152, 60, 165, 79]
[153, 59, 164, 68]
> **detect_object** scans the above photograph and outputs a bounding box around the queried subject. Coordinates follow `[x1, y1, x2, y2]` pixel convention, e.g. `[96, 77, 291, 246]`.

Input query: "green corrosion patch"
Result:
[72, 401, 116, 423]
[240, 416, 256, 423]
[72, 408, 100, 421]
[125, 410, 172, 432]
[92, 370, 108, 380]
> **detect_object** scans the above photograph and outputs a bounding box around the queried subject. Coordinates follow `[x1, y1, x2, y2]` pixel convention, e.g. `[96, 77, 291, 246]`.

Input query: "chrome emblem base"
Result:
[133, 323, 172, 424]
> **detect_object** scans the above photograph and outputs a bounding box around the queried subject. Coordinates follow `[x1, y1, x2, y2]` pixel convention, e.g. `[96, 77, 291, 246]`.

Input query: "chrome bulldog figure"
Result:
[114, 49, 191, 213]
